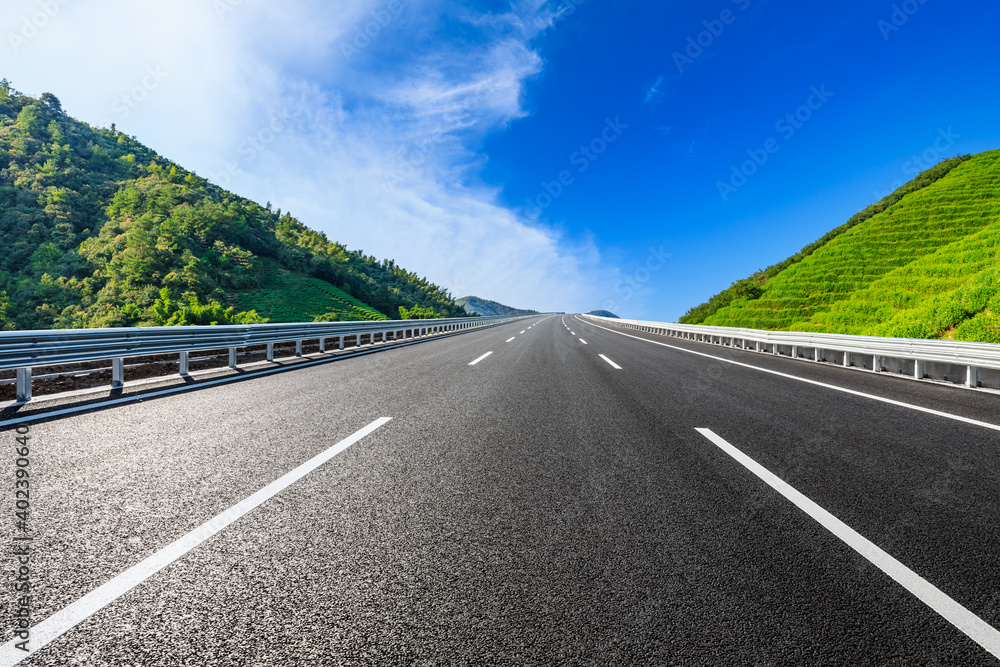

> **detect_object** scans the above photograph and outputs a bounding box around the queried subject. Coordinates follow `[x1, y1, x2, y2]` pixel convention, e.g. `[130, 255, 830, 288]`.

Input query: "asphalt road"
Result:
[4, 314, 1000, 665]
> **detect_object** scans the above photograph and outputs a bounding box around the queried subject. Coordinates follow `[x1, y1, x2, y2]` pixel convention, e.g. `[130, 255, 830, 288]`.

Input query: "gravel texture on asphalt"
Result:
[5, 315, 1000, 665]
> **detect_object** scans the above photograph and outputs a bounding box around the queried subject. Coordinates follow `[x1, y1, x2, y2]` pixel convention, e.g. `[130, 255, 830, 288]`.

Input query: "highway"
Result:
[4, 314, 1000, 665]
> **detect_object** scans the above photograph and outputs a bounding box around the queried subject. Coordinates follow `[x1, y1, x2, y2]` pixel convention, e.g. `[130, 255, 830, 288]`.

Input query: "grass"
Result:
[233, 258, 389, 322]
[701, 148, 1000, 342]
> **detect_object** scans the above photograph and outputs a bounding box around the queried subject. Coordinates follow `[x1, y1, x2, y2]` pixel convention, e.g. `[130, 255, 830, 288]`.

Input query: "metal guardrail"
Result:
[580, 314, 1000, 390]
[2, 315, 535, 402]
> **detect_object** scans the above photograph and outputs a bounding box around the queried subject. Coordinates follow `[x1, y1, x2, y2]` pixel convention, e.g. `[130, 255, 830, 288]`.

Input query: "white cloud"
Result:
[0, 0, 612, 313]
[645, 75, 665, 105]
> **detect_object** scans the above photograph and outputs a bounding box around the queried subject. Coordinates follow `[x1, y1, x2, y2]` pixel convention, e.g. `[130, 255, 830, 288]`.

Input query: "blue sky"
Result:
[2, 0, 998, 320]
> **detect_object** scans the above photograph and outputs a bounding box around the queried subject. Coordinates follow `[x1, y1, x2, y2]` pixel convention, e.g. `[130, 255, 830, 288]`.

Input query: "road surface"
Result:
[3, 314, 1000, 665]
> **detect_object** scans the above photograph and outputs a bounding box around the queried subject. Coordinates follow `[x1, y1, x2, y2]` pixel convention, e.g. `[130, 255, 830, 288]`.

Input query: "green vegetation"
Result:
[235, 258, 386, 323]
[399, 304, 440, 319]
[0, 83, 470, 330]
[680, 149, 1000, 343]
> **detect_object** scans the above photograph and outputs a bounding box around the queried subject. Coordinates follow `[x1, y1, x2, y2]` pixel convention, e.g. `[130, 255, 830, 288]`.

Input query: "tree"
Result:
[0, 291, 9, 328]
[39, 92, 63, 114]
[146, 289, 267, 326]
[399, 305, 439, 320]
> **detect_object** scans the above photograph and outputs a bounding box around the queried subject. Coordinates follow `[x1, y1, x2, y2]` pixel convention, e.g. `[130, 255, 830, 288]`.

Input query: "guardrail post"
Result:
[229, 348, 238, 369]
[16, 368, 31, 402]
[266, 343, 274, 362]
[295, 340, 303, 357]
[112, 357, 125, 388]
[339, 336, 345, 350]
[968, 366, 979, 388]
[791, 345, 798, 359]
[319, 338, 326, 353]
[914, 359, 924, 379]
[180, 352, 190, 375]
[843, 351, 850, 368]
[873, 355, 880, 372]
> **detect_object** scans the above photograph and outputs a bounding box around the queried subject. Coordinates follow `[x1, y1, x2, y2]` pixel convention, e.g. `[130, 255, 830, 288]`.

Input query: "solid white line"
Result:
[469, 351, 494, 366]
[0, 417, 392, 667]
[579, 317, 1000, 433]
[599, 354, 622, 370]
[695, 427, 1000, 660]
[506, 337, 516, 343]
[580, 339, 588, 345]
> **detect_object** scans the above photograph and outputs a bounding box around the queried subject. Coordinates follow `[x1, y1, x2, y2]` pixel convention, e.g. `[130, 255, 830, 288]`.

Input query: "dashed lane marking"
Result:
[696, 427, 1000, 661]
[0, 417, 393, 666]
[599, 354, 622, 370]
[469, 351, 494, 366]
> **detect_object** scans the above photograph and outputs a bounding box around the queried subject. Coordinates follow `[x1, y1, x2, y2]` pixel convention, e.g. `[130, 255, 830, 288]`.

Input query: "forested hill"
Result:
[680, 149, 1000, 343]
[455, 296, 539, 318]
[0, 82, 471, 330]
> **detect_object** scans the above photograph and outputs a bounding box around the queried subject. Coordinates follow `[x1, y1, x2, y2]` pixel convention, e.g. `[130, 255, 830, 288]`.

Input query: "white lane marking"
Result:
[579, 317, 1000, 433]
[580, 339, 588, 345]
[506, 337, 516, 343]
[520, 330, 526, 334]
[570, 332, 575, 335]
[599, 354, 622, 370]
[1, 321, 514, 428]
[0, 417, 392, 667]
[469, 351, 494, 366]
[695, 428, 1000, 660]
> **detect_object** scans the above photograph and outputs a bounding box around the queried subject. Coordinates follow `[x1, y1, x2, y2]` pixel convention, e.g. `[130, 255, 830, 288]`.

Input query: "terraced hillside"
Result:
[687, 148, 1000, 342]
[233, 259, 388, 322]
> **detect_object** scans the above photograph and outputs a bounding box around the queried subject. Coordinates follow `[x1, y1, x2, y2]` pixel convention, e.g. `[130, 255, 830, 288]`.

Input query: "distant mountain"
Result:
[456, 296, 539, 318]
[0, 83, 471, 329]
[586, 310, 619, 318]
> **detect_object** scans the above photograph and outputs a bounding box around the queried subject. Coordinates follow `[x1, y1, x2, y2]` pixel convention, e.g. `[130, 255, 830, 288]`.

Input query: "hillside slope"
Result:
[456, 296, 539, 318]
[682, 149, 1000, 343]
[0, 82, 469, 329]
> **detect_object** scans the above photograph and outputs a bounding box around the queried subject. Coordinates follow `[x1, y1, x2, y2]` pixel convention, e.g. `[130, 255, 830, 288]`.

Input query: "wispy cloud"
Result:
[645, 74, 665, 105]
[0, 0, 611, 313]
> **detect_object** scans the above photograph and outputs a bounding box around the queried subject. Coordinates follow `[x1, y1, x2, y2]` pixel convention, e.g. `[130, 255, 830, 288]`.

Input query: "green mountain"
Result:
[586, 310, 619, 318]
[680, 149, 1000, 343]
[0, 82, 471, 330]
[455, 296, 539, 318]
